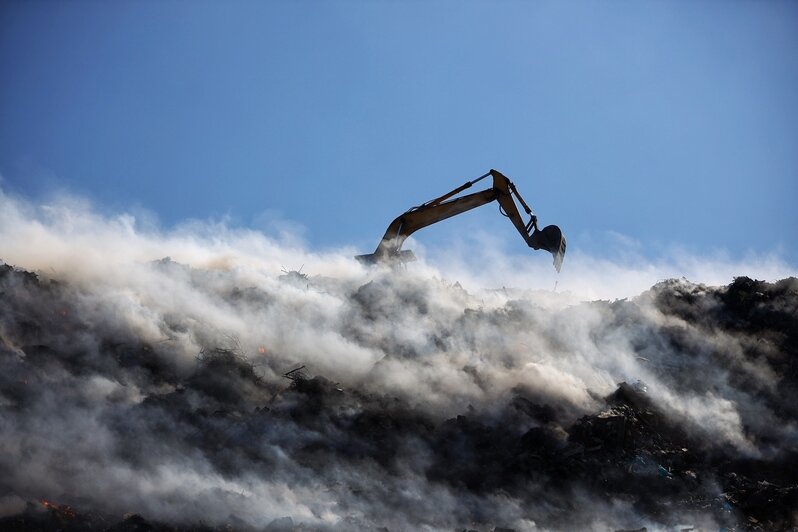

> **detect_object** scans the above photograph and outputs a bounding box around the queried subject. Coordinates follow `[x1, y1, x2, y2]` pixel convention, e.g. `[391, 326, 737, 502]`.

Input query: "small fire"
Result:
[258, 346, 266, 354]
[39, 499, 76, 519]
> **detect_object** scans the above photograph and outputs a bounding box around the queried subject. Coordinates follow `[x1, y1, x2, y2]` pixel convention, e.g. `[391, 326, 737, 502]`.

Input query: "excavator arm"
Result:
[356, 170, 566, 271]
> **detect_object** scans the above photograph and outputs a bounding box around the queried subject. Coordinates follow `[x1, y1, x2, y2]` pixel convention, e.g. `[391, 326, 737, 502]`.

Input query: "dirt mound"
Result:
[1, 263, 797, 530]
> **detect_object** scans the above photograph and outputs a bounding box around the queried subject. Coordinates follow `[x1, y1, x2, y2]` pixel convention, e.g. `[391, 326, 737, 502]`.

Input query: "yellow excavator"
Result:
[356, 169, 566, 271]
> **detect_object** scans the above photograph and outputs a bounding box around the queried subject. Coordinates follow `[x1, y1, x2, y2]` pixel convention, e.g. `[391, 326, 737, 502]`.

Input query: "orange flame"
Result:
[39, 499, 76, 518]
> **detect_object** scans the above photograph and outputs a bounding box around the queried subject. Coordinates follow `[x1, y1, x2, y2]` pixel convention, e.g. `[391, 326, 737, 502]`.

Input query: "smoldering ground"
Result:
[0, 190, 797, 531]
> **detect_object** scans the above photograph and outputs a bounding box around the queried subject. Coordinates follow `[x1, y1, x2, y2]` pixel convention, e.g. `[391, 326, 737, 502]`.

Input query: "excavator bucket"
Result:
[531, 224, 566, 272]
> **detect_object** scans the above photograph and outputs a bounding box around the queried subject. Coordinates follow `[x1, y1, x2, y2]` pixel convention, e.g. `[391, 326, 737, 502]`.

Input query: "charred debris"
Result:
[0, 263, 797, 531]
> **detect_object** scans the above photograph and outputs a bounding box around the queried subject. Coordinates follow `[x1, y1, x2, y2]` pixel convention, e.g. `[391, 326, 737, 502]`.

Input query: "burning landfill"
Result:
[0, 194, 797, 532]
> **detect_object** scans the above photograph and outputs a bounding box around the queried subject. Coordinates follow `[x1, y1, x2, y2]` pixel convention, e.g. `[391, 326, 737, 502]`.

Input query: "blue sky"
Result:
[1, 1, 796, 266]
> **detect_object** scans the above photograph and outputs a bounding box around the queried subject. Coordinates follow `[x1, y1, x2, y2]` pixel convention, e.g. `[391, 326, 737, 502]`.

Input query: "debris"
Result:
[1, 262, 797, 531]
[279, 266, 309, 288]
[283, 365, 309, 383]
[657, 465, 673, 479]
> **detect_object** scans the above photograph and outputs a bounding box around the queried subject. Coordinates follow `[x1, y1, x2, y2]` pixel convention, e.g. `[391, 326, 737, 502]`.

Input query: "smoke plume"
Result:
[0, 189, 796, 531]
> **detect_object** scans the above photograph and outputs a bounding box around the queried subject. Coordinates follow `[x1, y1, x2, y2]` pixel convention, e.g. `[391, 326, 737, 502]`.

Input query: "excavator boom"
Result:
[356, 170, 566, 271]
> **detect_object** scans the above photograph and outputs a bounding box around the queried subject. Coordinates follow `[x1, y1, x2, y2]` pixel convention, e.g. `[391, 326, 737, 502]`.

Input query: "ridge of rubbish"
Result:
[0, 262, 796, 531]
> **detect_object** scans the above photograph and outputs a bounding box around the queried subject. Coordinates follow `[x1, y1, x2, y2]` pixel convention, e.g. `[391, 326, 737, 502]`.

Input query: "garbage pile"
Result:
[0, 261, 796, 531]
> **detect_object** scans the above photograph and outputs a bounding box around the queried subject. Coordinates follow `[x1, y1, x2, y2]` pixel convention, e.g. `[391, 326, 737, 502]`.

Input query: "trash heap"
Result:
[0, 262, 796, 531]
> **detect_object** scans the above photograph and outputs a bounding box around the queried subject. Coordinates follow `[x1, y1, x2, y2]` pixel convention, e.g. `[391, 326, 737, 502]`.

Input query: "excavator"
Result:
[356, 169, 566, 271]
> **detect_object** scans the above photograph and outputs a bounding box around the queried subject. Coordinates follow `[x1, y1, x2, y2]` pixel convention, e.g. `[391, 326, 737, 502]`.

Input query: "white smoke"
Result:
[0, 187, 796, 530]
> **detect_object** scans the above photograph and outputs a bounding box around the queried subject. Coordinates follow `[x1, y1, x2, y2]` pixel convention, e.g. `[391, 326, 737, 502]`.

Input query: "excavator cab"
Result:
[356, 169, 566, 271]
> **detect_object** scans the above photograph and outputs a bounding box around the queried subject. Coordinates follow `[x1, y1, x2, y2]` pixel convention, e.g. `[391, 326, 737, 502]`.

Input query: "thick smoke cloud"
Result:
[0, 189, 796, 531]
